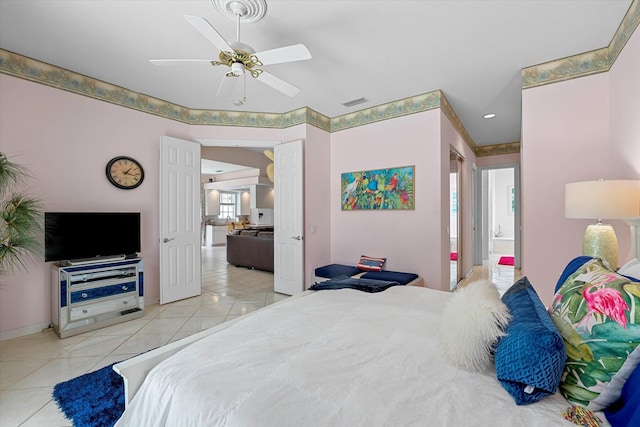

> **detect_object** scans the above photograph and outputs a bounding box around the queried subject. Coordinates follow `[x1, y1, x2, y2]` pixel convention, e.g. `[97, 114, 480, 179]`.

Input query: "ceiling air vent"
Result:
[342, 97, 369, 108]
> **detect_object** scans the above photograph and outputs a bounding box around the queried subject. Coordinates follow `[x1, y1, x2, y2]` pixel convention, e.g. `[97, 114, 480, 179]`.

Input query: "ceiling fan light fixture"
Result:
[230, 62, 245, 76]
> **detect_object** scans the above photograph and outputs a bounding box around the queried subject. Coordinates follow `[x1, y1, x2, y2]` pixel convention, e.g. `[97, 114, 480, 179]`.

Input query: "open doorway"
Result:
[474, 165, 520, 269]
[450, 149, 463, 290]
[198, 140, 306, 296]
[199, 145, 276, 293]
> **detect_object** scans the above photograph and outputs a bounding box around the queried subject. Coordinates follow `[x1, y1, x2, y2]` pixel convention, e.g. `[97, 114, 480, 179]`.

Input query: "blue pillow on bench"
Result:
[361, 270, 418, 285]
[309, 275, 400, 293]
[314, 264, 362, 279]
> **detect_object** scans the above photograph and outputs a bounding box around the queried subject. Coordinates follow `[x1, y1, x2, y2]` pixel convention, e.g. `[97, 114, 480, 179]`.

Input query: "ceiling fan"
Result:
[150, 0, 311, 100]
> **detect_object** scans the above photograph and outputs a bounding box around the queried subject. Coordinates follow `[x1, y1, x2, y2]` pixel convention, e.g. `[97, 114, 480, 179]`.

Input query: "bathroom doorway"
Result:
[450, 149, 463, 290]
[473, 165, 520, 269]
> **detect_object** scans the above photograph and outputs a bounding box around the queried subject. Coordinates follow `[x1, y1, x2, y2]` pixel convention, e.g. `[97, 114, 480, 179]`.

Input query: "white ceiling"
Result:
[0, 1, 632, 146]
[201, 158, 253, 175]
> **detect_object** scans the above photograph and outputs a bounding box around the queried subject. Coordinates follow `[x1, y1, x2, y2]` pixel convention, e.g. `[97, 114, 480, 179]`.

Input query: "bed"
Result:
[113, 257, 640, 426]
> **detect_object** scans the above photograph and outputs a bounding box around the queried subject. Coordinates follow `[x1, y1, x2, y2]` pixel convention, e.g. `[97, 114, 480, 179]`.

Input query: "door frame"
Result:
[197, 139, 305, 289]
[473, 163, 521, 269]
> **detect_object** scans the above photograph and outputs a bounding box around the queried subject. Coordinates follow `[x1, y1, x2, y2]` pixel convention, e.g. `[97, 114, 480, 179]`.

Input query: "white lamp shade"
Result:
[565, 180, 640, 219]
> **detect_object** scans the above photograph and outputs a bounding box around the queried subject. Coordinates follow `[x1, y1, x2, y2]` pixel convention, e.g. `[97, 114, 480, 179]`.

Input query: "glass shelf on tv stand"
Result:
[62, 254, 138, 266]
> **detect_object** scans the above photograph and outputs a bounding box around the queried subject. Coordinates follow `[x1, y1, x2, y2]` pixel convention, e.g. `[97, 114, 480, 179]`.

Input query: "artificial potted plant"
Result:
[0, 153, 44, 274]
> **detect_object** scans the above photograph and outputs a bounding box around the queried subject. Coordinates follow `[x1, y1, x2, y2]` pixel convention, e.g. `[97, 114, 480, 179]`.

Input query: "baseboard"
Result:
[0, 322, 51, 341]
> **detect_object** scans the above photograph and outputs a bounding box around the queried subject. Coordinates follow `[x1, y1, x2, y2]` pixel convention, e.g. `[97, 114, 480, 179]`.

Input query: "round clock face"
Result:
[106, 156, 144, 189]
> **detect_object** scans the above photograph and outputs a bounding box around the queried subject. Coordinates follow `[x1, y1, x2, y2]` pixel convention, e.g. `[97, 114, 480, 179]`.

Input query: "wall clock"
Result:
[106, 156, 144, 190]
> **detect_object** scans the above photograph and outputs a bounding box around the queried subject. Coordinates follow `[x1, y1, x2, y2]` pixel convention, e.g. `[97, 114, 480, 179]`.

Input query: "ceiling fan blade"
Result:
[256, 71, 300, 97]
[184, 15, 234, 53]
[149, 59, 213, 66]
[216, 75, 238, 98]
[254, 44, 312, 66]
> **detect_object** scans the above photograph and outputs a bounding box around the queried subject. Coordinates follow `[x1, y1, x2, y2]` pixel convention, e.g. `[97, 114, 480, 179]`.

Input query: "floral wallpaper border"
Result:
[522, 0, 639, 89]
[475, 142, 520, 157]
[0, 48, 442, 136]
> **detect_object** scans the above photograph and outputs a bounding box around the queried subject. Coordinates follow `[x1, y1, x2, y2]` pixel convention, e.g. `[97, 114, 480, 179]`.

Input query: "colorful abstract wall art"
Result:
[341, 166, 414, 210]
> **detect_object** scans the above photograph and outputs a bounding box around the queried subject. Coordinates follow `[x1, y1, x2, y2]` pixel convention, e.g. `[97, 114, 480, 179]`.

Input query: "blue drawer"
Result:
[70, 281, 136, 304]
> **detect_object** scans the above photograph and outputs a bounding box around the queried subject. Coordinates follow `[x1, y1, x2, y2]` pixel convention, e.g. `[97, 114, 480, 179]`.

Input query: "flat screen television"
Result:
[45, 212, 141, 263]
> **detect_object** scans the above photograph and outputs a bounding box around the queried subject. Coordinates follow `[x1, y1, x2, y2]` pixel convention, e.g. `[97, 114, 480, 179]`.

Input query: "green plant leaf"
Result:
[560, 383, 598, 405]
[0, 154, 44, 274]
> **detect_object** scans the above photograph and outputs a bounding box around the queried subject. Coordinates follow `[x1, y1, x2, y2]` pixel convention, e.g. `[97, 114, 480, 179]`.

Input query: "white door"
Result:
[274, 140, 304, 295]
[159, 135, 201, 304]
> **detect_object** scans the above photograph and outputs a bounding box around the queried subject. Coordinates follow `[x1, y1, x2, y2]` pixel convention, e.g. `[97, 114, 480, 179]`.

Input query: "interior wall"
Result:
[329, 109, 469, 291]
[0, 73, 314, 337]
[608, 24, 640, 263]
[0, 74, 188, 337]
[522, 26, 639, 306]
[304, 124, 331, 288]
[522, 72, 611, 305]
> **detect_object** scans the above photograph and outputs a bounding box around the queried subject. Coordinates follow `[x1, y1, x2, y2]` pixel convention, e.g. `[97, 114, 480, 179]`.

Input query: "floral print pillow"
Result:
[548, 258, 640, 410]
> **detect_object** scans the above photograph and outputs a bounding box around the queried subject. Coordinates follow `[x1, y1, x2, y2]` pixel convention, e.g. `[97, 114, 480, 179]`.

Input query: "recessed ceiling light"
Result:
[483, 113, 496, 119]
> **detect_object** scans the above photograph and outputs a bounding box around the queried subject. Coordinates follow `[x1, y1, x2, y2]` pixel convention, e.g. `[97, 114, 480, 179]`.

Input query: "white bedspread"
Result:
[116, 286, 599, 426]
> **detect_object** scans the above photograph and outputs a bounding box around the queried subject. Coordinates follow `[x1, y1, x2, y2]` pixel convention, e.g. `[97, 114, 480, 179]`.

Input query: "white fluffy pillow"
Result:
[438, 280, 511, 372]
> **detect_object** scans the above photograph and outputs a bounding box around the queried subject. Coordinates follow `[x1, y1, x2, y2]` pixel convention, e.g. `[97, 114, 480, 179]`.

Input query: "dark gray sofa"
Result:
[226, 230, 274, 272]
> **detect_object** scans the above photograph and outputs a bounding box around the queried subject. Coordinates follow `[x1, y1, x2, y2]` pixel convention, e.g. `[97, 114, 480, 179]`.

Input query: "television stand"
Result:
[51, 258, 144, 338]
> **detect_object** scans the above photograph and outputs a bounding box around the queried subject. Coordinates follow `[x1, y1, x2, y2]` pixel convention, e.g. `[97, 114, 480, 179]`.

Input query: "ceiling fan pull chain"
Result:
[236, 12, 241, 43]
[243, 73, 247, 102]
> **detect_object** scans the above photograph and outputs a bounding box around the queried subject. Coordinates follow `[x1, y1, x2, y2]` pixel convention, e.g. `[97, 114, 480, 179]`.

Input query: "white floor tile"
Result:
[0, 359, 49, 391]
[110, 334, 172, 355]
[0, 245, 276, 425]
[0, 387, 55, 427]
[11, 356, 103, 389]
[20, 399, 71, 427]
[61, 334, 129, 357]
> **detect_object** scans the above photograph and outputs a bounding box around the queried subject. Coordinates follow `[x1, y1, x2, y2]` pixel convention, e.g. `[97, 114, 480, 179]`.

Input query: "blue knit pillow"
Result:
[494, 277, 566, 405]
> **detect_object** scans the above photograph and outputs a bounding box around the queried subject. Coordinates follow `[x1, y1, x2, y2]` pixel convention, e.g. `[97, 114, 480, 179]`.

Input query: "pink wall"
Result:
[609, 27, 640, 180]
[522, 73, 610, 304]
[303, 124, 331, 287]
[521, 25, 640, 305]
[0, 74, 325, 338]
[609, 27, 640, 263]
[0, 74, 189, 337]
[330, 111, 450, 290]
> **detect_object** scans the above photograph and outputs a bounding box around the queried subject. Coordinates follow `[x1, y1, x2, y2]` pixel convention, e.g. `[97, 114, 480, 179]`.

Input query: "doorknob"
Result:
[163, 237, 175, 243]
[291, 236, 302, 241]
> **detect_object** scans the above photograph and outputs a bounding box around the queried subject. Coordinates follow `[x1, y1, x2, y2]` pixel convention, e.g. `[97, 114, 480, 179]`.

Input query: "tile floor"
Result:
[0, 249, 519, 426]
[0, 246, 285, 427]
[458, 253, 522, 294]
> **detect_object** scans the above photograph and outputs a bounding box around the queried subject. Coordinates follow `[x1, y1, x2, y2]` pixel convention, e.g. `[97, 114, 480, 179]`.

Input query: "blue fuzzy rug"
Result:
[53, 362, 124, 427]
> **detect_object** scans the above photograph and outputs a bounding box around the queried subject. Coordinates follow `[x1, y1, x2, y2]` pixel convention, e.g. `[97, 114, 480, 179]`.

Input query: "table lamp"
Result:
[565, 179, 640, 269]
